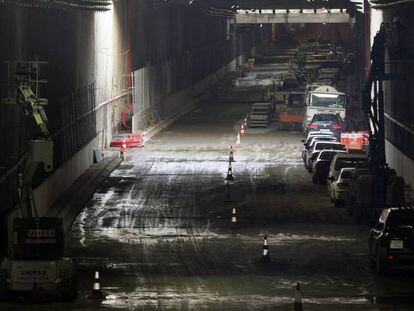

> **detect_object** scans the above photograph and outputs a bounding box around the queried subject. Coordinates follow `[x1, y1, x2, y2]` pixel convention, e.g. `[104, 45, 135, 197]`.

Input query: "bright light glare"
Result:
[313, 93, 339, 98]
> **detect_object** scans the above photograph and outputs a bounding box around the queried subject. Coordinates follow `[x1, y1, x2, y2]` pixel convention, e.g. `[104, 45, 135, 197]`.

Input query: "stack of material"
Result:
[249, 102, 271, 128]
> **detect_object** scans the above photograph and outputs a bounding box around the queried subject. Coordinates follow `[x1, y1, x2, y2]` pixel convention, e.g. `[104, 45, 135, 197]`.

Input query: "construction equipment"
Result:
[0, 61, 76, 301]
[277, 89, 306, 131]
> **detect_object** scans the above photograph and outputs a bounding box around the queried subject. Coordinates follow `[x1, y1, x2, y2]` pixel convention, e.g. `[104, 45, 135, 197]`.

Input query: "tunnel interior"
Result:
[1, 0, 414, 309]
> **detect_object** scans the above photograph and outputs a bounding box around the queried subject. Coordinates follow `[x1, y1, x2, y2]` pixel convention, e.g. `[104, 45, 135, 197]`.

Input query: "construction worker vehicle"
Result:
[0, 218, 76, 301]
[0, 61, 76, 301]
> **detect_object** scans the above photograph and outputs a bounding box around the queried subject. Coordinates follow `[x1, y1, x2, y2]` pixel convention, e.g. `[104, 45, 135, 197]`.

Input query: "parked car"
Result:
[312, 150, 347, 184]
[327, 153, 368, 197]
[305, 129, 335, 142]
[369, 207, 414, 274]
[306, 141, 344, 172]
[302, 136, 338, 164]
[328, 167, 355, 206]
[306, 113, 344, 136]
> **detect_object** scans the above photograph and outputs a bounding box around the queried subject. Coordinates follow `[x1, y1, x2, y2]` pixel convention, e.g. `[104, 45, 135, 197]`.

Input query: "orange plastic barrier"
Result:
[279, 114, 304, 123]
[341, 131, 369, 150]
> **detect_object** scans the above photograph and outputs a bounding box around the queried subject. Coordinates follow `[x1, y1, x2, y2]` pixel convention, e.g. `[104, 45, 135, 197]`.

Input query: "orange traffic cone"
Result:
[225, 162, 234, 181]
[89, 271, 105, 299]
[231, 207, 237, 225]
[228, 146, 235, 162]
[142, 128, 147, 144]
[293, 282, 303, 311]
[235, 133, 241, 147]
[260, 234, 270, 262]
[120, 138, 126, 160]
[240, 124, 246, 136]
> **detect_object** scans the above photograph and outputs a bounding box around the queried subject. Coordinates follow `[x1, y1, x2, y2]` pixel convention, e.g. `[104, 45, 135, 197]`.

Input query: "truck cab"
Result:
[304, 84, 346, 131]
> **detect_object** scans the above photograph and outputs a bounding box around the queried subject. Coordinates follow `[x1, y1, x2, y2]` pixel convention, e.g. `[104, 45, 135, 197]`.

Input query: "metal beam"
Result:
[235, 12, 353, 24]
[0, 0, 112, 11]
[210, 0, 353, 10]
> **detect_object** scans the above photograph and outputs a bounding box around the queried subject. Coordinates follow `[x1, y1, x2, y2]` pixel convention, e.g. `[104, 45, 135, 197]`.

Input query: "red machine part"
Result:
[110, 134, 143, 148]
[121, 103, 134, 131]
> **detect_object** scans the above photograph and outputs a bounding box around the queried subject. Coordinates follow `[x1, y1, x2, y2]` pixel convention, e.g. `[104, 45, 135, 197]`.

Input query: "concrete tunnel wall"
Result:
[0, 5, 127, 224]
[0, 2, 265, 231]
[126, 2, 262, 131]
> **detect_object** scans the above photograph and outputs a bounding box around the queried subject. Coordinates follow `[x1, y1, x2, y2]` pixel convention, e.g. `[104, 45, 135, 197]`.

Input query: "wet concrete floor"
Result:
[4, 100, 414, 310]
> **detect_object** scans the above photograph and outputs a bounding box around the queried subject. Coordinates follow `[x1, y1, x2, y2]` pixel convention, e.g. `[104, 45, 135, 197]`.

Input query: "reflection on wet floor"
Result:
[61, 103, 414, 310]
[4, 102, 414, 310]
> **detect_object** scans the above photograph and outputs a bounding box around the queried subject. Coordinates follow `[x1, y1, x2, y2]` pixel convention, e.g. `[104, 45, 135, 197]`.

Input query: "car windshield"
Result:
[335, 158, 366, 170]
[340, 170, 353, 179]
[307, 131, 333, 138]
[319, 151, 337, 160]
[315, 143, 341, 150]
[312, 114, 339, 122]
[387, 212, 414, 227]
[310, 93, 345, 108]
[314, 137, 336, 142]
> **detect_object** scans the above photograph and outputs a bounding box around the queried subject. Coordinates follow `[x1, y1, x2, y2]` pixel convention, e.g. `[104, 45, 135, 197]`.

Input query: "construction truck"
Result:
[0, 61, 76, 301]
[303, 83, 346, 131]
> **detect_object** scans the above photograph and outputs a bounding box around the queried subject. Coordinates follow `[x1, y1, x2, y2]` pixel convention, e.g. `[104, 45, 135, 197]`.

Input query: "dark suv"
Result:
[369, 207, 414, 274]
[307, 113, 344, 136]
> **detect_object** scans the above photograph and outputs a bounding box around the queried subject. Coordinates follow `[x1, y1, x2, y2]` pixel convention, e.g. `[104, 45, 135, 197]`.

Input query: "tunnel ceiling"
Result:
[1, 0, 364, 12]
[210, 0, 357, 9]
[0, 0, 112, 11]
[154, 0, 363, 16]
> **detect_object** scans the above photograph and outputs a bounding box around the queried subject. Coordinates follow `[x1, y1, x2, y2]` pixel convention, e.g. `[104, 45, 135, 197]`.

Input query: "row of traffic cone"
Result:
[226, 146, 235, 181]
[236, 119, 247, 145]
[224, 135, 303, 310]
[260, 235, 304, 310]
[234, 117, 248, 147]
[224, 147, 237, 226]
